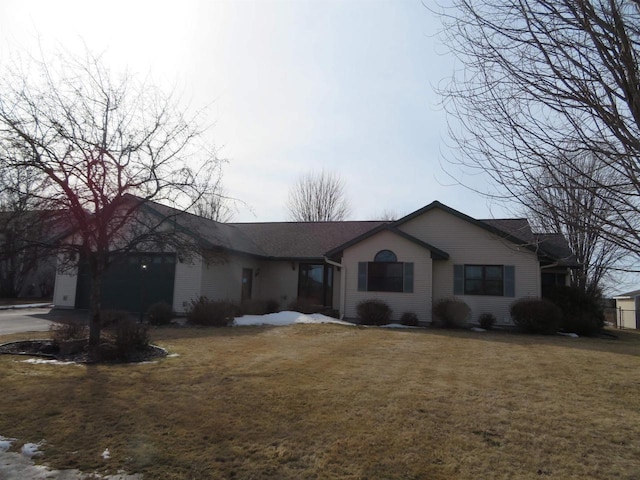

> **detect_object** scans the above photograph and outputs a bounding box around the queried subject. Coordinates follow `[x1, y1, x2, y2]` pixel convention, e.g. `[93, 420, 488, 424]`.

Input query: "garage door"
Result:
[75, 253, 176, 313]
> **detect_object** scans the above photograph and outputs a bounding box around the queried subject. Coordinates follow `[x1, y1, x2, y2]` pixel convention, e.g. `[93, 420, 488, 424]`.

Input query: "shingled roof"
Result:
[481, 219, 577, 266]
[140, 199, 266, 256]
[141, 196, 576, 264]
[142, 197, 385, 259]
[229, 221, 386, 259]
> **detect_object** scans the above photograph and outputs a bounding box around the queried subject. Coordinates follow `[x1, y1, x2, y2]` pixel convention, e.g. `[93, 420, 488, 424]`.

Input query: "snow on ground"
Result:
[379, 323, 418, 329]
[233, 311, 354, 327]
[20, 359, 80, 366]
[21, 442, 43, 458]
[0, 434, 142, 480]
[0, 435, 15, 452]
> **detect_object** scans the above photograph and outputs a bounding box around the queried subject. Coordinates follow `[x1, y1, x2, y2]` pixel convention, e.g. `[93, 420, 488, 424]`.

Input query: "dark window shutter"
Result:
[358, 262, 367, 291]
[403, 262, 414, 293]
[504, 265, 515, 297]
[453, 264, 464, 295]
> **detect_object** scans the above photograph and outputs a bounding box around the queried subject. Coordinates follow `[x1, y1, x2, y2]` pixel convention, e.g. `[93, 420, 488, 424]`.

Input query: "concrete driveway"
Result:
[0, 306, 67, 335]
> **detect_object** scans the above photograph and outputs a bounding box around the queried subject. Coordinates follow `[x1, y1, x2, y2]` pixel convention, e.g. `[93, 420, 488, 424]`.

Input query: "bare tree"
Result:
[371, 209, 400, 221]
[524, 151, 625, 294]
[190, 173, 235, 223]
[0, 47, 219, 352]
[287, 170, 350, 222]
[438, 1, 640, 264]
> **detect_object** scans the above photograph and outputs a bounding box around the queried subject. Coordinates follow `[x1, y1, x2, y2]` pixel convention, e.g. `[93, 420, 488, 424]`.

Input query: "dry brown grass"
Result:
[1, 324, 639, 479]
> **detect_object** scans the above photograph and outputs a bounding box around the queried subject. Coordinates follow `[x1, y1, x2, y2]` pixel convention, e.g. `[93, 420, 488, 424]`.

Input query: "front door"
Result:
[241, 268, 253, 302]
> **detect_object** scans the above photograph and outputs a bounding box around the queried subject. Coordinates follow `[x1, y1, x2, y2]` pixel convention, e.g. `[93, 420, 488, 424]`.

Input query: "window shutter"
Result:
[358, 262, 367, 291]
[403, 262, 414, 293]
[504, 265, 515, 297]
[453, 264, 464, 295]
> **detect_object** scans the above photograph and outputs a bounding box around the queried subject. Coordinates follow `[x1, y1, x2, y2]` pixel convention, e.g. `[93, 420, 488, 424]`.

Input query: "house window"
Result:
[368, 261, 404, 292]
[541, 272, 566, 287]
[358, 250, 414, 293]
[374, 250, 397, 262]
[454, 264, 514, 297]
[541, 272, 567, 298]
[298, 263, 333, 306]
[464, 265, 504, 296]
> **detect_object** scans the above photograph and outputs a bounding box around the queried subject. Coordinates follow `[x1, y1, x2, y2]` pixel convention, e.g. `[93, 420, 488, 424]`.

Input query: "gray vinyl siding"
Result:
[342, 229, 433, 323]
[398, 207, 540, 325]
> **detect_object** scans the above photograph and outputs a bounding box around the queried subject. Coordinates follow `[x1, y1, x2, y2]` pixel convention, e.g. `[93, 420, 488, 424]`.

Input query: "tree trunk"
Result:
[88, 266, 103, 355]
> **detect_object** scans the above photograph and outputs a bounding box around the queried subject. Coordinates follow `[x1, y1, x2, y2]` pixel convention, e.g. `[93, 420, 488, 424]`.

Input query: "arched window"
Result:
[374, 249, 397, 263]
[364, 249, 407, 292]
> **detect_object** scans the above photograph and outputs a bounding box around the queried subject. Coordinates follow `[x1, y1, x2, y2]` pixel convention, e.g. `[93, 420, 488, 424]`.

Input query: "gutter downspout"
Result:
[324, 257, 346, 320]
[540, 262, 559, 269]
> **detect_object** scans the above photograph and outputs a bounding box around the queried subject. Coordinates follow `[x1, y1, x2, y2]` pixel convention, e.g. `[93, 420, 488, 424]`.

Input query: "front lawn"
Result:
[1, 325, 639, 479]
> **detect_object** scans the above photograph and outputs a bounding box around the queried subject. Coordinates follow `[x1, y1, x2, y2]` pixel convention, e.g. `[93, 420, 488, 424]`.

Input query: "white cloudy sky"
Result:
[0, 0, 506, 222]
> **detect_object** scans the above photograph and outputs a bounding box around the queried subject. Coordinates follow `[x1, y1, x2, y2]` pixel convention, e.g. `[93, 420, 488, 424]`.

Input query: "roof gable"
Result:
[325, 224, 449, 260]
[394, 201, 534, 246]
[392, 201, 576, 265]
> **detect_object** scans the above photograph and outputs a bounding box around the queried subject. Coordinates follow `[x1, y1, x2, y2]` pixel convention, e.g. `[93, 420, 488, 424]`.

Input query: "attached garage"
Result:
[75, 253, 176, 313]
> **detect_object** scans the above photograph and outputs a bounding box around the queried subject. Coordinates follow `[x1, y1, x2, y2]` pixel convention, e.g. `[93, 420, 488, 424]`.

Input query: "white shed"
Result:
[613, 289, 640, 329]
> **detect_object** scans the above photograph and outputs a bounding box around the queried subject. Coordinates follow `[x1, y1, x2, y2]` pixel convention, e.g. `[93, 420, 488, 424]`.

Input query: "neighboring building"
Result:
[613, 289, 640, 329]
[53, 198, 577, 326]
[0, 210, 66, 299]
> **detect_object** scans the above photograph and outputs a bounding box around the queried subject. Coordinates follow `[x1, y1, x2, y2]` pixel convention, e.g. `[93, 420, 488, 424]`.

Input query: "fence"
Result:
[610, 307, 638, 329]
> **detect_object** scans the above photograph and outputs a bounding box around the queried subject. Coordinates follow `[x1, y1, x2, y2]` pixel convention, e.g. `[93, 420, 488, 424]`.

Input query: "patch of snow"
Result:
[0, 450, 142, 480]
[0, 452, 143, 478]
[20, 359, 79, 366]
[233, 311, 354, 327]
[379, 323, 417, 329]
[0, 435, 15, 452]
[0, 303, 53, 310]
[470, 327, 487, 332]
[0, 436, 142, 479]
[21, 442, 42, 458]
[558, 332, 579, 338]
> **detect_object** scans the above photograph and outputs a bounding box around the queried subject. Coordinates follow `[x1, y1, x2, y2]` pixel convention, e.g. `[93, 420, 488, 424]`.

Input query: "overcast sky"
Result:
[0, 0, 507, 222]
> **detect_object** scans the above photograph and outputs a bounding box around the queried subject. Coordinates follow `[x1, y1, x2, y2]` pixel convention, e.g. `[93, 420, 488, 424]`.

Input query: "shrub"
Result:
[186, 296, 237, 326]
[479, 312, 496, 330]
[241, 299, 280, 315]
[51, 322, 88, 346]
[287, 299, 339, 318]
[287, 299, 318, 314]
[510, 298, 562, 335]
[356, 299, 392, 325]
[545, 286, 605, 337]
[432, 298, 470, 329]
[113, 318, 149, 359]
[51, 322, 89, 355]
[400, 311, 419, 327]
[146, 302, 173, 326]
[100, 309, 128, 328]
[265, 299, 281, 314]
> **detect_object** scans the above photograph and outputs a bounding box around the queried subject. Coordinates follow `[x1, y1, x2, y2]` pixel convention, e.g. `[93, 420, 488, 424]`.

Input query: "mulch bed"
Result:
[0, 339, 168, 364]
